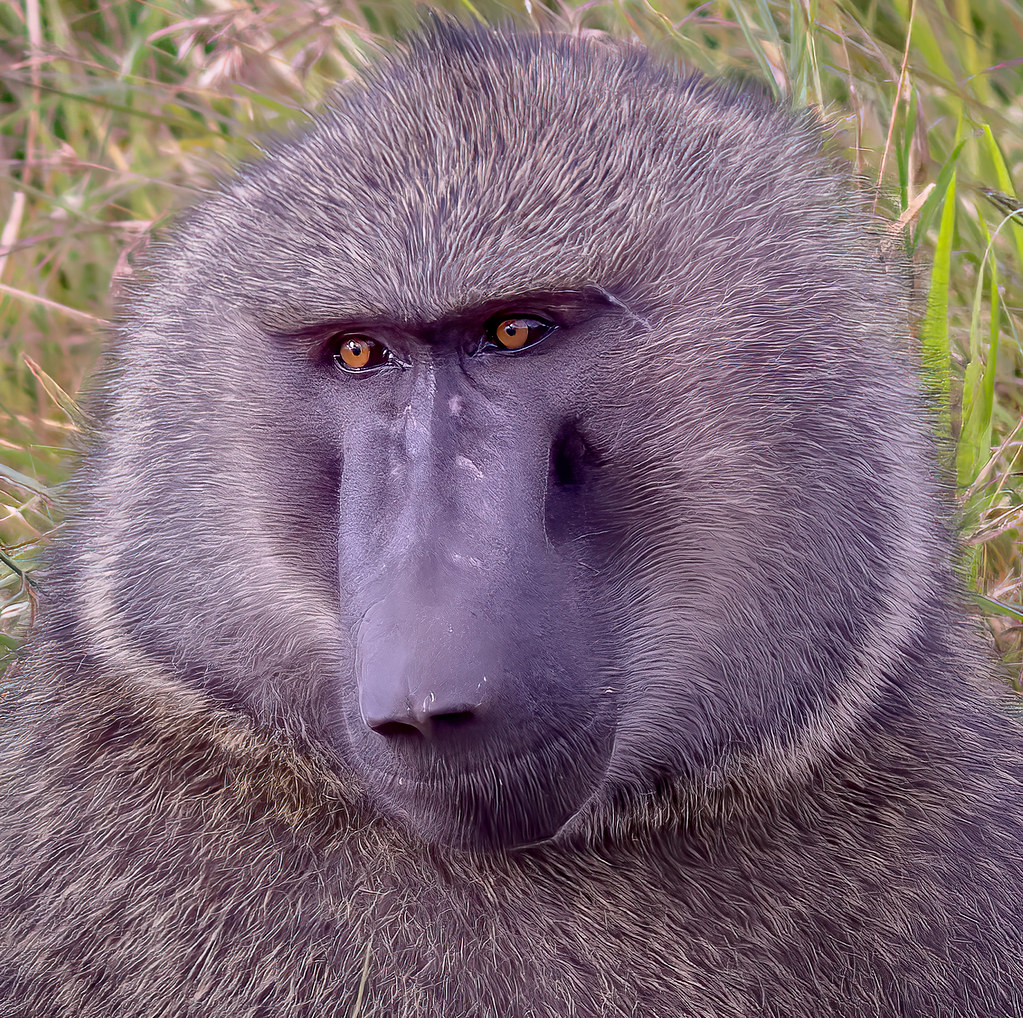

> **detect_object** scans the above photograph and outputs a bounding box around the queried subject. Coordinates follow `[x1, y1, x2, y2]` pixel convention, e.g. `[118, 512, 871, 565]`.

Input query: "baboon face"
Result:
[74, 28, 932, 850]
[331, 294, 624, 848]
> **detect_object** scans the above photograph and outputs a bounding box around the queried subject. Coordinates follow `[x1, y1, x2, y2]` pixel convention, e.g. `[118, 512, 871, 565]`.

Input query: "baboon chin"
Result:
[2, 22, 1022, 1018]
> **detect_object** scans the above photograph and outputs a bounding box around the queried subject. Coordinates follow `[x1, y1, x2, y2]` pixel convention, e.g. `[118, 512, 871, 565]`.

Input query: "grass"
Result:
[0, 0, 1021, 676]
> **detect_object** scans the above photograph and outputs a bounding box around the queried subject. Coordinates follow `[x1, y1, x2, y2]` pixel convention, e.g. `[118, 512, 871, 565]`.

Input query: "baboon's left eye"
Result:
[333, 336, 391, 374]
[485, 316, 553, 352]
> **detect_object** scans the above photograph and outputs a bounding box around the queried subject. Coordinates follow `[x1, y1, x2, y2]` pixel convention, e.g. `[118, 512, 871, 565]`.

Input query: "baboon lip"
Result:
[357, 737, 613, 850]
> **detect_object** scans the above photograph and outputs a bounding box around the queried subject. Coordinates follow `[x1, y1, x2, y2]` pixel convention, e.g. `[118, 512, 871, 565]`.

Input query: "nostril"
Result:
[432, 710, 475, 728]
[369, 719, 424, 740]
[366, 708, 478, 740]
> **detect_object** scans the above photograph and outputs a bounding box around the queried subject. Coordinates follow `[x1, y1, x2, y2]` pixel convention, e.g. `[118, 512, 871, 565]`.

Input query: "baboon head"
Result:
[54, 26, 942, 850]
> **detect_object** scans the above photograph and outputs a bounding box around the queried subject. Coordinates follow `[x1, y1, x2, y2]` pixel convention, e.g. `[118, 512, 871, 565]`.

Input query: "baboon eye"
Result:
[334, 336, 391, 374]
[486, 316, 553, 352]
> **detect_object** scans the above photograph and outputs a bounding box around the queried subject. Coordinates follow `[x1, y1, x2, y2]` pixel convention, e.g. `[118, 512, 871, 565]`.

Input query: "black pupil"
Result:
[350, 341, 365, 356]
[505, 323, 522, 337]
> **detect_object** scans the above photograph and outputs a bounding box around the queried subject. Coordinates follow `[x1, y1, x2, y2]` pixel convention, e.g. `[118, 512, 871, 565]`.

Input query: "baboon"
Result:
[1, 23, 1022, 1018]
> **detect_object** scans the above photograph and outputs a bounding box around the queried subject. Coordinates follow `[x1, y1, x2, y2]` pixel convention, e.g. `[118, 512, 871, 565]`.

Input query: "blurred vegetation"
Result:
[0, 0, 1020, 677]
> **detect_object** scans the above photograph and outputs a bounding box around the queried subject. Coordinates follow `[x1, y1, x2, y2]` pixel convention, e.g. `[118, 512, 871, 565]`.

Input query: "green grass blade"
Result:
[919, 168, 956, 422]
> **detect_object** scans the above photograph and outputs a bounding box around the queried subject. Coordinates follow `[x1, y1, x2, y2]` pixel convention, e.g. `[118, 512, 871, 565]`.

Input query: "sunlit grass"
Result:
[1, 0, 1020, 674]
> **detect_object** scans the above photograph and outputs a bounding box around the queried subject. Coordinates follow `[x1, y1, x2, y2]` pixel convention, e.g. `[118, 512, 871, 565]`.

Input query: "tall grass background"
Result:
[0, 0, 1020, 680]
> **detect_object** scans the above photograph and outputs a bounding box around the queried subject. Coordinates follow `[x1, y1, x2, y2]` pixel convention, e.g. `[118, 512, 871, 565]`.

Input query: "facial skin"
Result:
[324, 295, 625, 848]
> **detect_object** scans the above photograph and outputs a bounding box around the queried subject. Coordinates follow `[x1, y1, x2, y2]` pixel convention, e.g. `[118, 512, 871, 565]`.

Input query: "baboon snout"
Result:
[356, 596, 499, 743]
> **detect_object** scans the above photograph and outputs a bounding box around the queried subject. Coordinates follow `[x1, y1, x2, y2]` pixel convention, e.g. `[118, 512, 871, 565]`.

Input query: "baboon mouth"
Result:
[357, 734, 613, 850]
[371, 779, 591, 851]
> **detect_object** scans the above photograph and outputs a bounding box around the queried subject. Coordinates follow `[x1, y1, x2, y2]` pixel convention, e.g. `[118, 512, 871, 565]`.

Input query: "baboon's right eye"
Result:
[332, 336, 392, 375]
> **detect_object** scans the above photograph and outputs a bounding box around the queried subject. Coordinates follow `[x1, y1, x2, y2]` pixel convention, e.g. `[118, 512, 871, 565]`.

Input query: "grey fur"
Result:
[2, 24, 1022, 1018]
